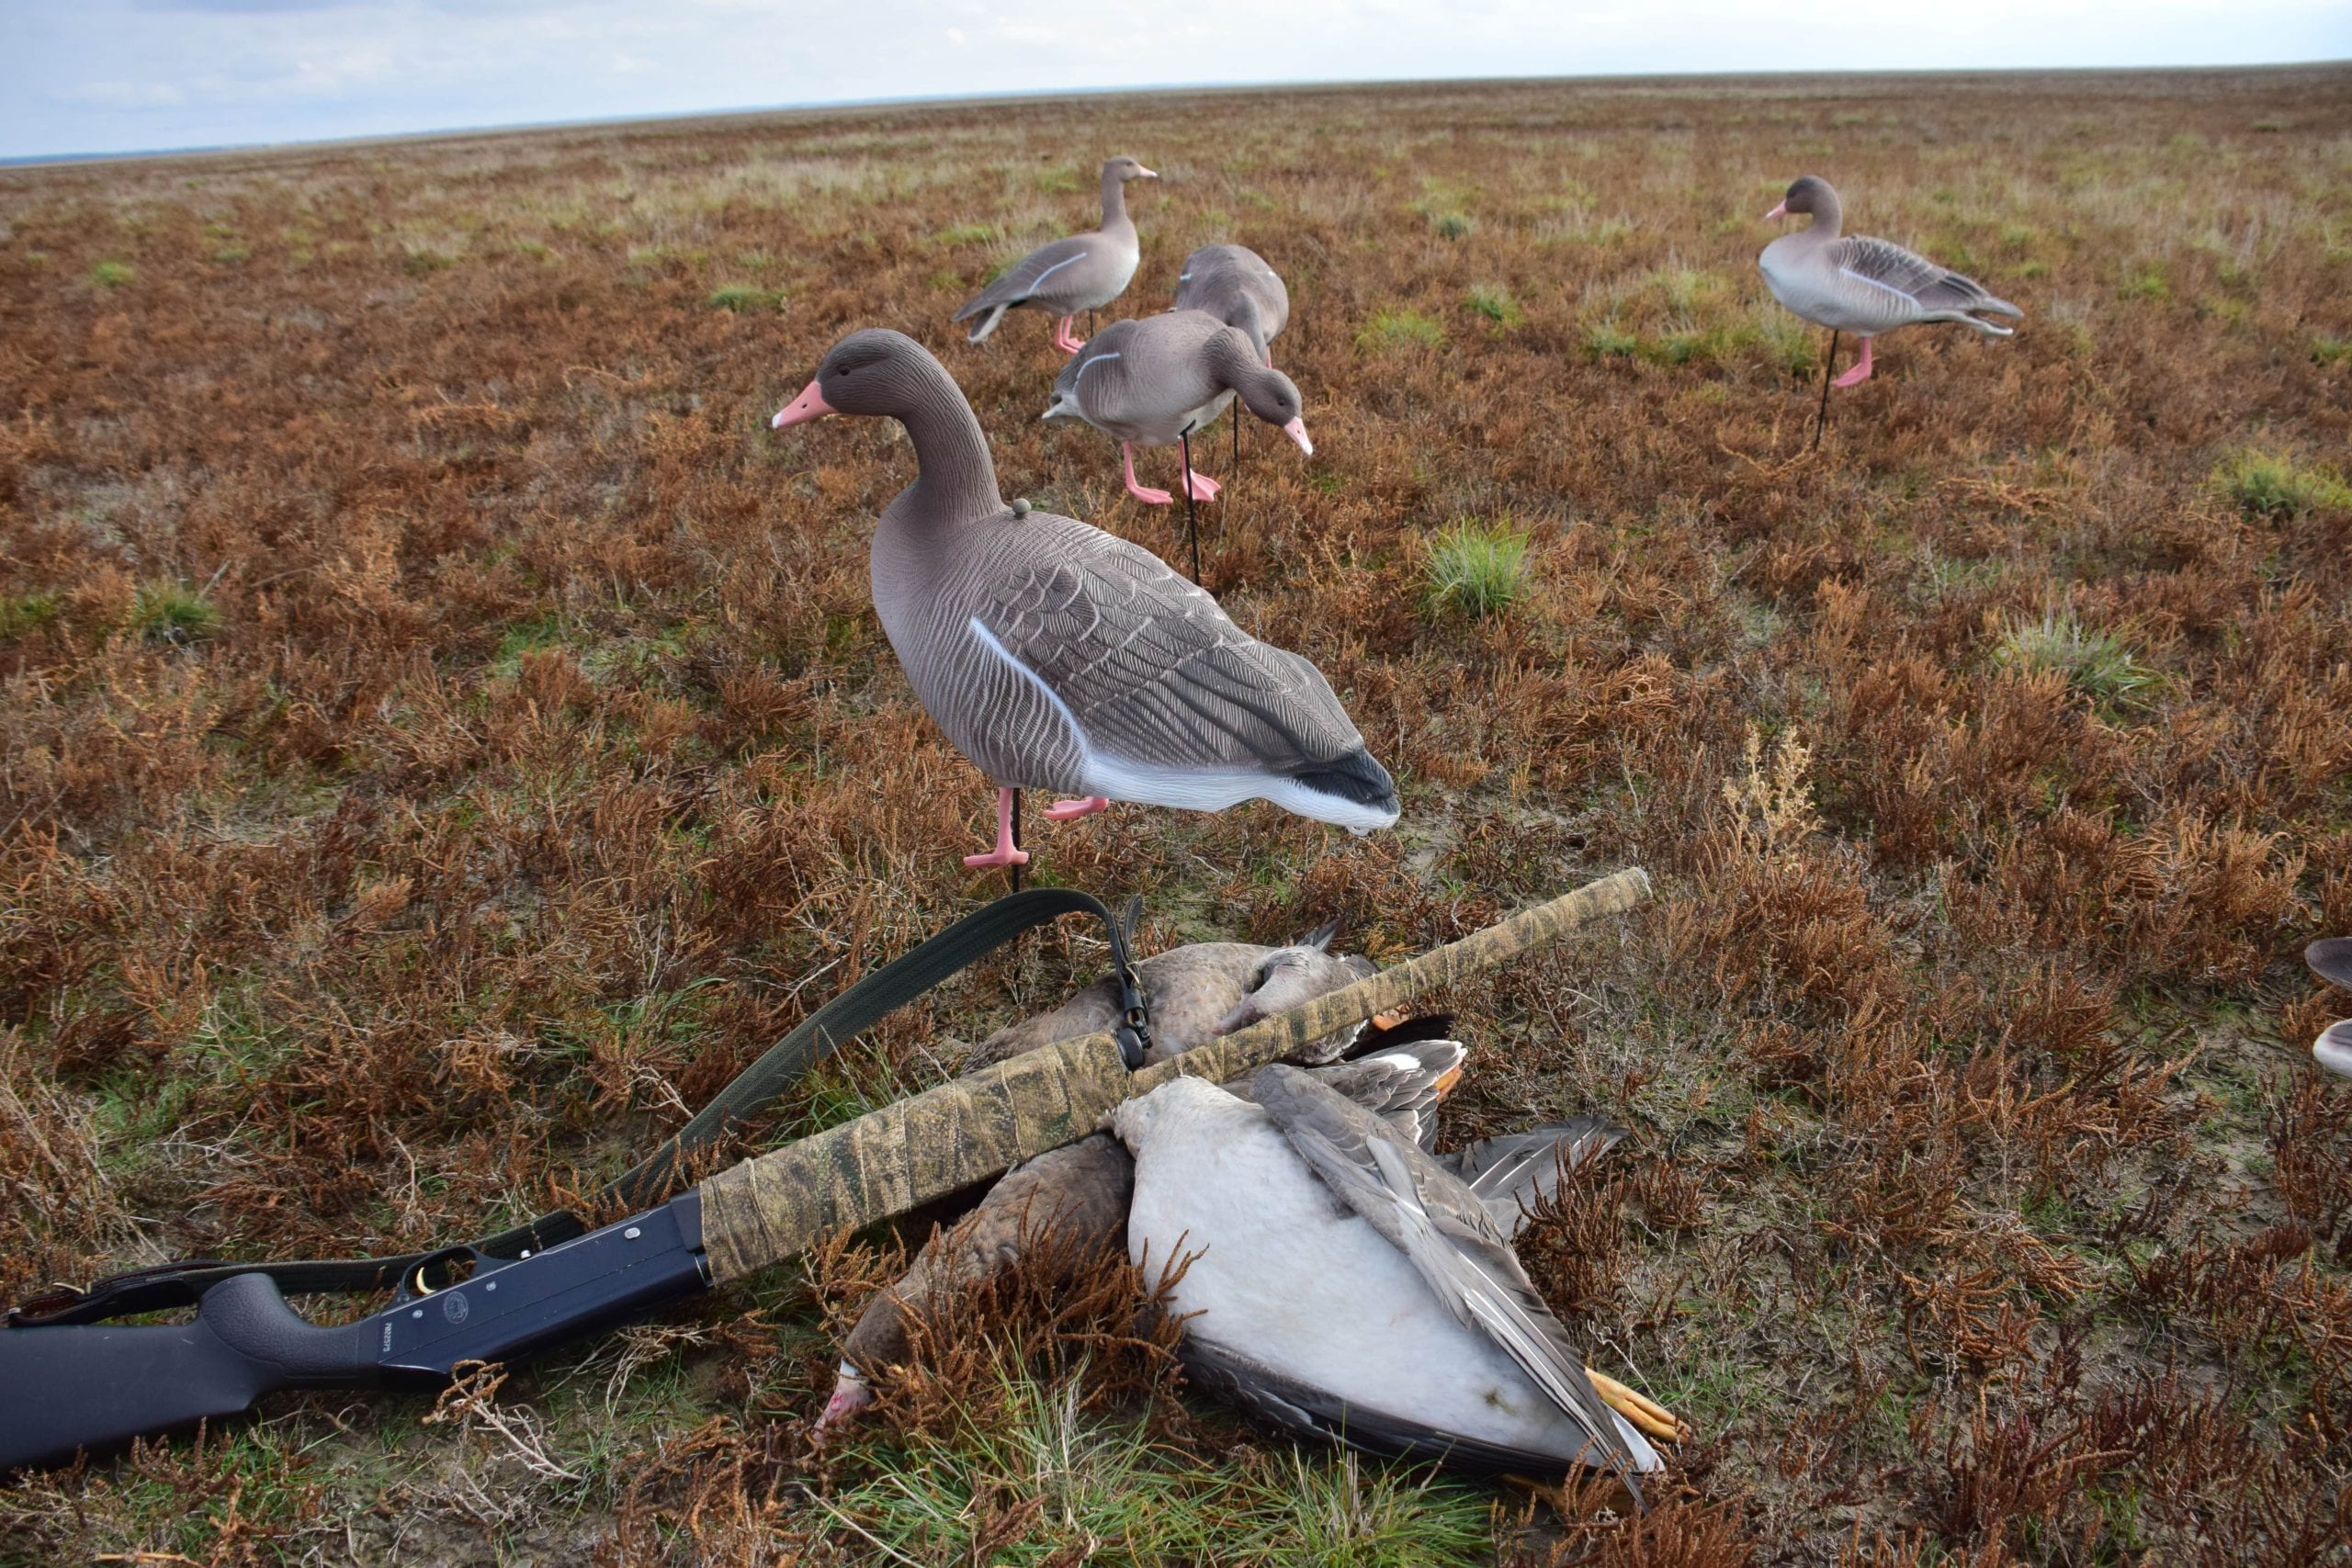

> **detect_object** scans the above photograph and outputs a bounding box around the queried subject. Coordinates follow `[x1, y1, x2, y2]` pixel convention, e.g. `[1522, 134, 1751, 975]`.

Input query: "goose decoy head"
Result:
[1764, 174, 1837, 223]
[772, 327, 918, 429]
[1234, 364, 1314, 455]
[1103, 154, 1159, 184]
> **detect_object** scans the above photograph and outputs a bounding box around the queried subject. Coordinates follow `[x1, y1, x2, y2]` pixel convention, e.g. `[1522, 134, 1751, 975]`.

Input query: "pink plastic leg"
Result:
[1832, 336, 1875, 389]
[961, 786, 1030, 869]
[1122, 443, 1172, 505]
[1053, 315, 1086, 354]
[1042, 795, 1110, 821]
[1179, 467, 1220, 502]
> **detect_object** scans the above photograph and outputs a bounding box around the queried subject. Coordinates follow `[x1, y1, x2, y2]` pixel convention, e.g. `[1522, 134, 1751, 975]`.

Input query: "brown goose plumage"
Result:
[772, 330, 1396, 867]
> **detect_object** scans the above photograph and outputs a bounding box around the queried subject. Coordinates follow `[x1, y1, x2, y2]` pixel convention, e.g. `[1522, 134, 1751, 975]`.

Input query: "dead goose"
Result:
[1116, 1066, 1669, 1483]
[772, 329, 1396, 871]
[954, 156, 1157, 355]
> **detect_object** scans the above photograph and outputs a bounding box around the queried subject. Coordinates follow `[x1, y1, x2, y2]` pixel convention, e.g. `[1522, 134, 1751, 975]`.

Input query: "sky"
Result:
[5, 0, 2348, 161]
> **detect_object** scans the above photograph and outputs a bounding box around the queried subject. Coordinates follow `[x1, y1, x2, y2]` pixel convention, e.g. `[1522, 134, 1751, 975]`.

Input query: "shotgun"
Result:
[0, 869, 1649, 1472]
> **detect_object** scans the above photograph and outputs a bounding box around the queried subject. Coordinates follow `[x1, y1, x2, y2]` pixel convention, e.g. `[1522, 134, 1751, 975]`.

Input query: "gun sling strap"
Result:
[11, 887, 1152, 1328]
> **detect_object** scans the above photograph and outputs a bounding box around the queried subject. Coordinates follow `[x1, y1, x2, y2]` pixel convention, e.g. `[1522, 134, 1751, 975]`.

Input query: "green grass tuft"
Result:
[1464, 283, 1522, 327]
[1992, 611, 2157, 705]
[1584, 321, 1638, 359]
[1421, 519, 1532, 620]
[129, 581, 221, 645]
[1355, 309, 1445, 352]
[2215, 449, 2352, 518]
[0, 591, 61, 641]
[1430, 210, 1475, 240]
[91, 259, 135, 288]
[706, 282, 783, 312]
[401, 247, 455, 275]
[933, 221, 999, 245]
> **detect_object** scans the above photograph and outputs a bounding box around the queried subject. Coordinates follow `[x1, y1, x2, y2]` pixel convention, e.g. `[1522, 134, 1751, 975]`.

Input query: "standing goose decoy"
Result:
[1114, 1066, 1669, 1484]
[954, 155, 1158, 355]
[2310, 938, 2352, 1078]
[1043, 310, 1312, 508]
[1758, 175, 2022, 446]
[772, 330, 1396, 870]
[1173, 243, 1290, 366]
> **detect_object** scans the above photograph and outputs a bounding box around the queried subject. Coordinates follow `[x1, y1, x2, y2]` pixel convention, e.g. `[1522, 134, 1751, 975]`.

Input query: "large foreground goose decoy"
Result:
[772, 330, 1397, 870]
[1115, 1066, 1668, 1485]
[2311, 938, 2352, 1078]
[954, 156, 1158, 355]
[1758, 175, 2022, 445]
[1043, 310, 1313, 512]
[1172, 243, 1290, 365]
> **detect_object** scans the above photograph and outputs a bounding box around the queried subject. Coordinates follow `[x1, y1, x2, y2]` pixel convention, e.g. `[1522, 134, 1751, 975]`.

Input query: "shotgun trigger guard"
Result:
[393, 1246, 495, 1304]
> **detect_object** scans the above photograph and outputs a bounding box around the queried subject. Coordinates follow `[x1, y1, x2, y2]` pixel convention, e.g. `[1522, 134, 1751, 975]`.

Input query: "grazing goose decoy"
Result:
[1043, 310, 1313, 580]
[1758, 175, 2022, 446]
[954, 155, 1158, 355]
[773, 330, 1396, 871]
[1173, 243, 1290, 365]
[1115, 1066, 1668, 1484]
[2310, 937, 2352, 1078]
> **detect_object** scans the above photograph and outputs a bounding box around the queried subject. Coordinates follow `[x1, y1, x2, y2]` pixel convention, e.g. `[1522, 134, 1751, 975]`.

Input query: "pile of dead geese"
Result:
[767, 157, 2338, 1492]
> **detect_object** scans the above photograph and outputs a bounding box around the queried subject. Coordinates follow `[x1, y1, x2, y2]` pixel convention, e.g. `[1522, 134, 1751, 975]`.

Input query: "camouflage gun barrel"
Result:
[697, 866, 1652, 1282]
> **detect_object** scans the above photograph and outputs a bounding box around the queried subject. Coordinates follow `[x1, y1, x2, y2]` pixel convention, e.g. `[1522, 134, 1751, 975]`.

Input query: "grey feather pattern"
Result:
[1172, 243, 1290, 359]
[1249, 1065, 1644, 1489]
[1450, 1118, 1624, 1236]
[1830, 235, 2020, 321]
[1046, 311, 1283, 448]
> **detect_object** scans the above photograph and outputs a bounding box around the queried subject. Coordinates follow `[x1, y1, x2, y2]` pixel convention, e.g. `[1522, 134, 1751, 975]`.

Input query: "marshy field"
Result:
[3, 65, 2350, 1565]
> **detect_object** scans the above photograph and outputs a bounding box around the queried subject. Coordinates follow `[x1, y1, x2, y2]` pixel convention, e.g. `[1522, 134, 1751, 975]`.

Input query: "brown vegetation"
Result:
[3, 65, 2349, 1563]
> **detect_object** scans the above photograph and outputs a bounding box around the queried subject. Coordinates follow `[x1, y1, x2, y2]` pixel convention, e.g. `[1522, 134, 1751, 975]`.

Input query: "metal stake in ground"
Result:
[1179, 429, 1202, 584]
[1008, 788, 1024, 894]
[1812, 329, 1839, 452]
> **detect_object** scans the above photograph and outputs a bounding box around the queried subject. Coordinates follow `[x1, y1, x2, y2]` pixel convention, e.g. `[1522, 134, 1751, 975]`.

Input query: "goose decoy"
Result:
[1114, 1066, 1669, 1484]
[817, 922, 1440, 1434]
[1758, 175, 2022, 446]
[1172, 243, 1290, 365]
[954, 155, 1158, 355]
[772, 330, 1396, 871]
[1043, 310, 1312, 510]
[2310, 938, 2352, 1078]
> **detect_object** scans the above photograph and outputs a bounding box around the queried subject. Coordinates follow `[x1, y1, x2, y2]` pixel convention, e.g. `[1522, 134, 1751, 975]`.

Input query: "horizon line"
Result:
[6, 59, 2348, 170]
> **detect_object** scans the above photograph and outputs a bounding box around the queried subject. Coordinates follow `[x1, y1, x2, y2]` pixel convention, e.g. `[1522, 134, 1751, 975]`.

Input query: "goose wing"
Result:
[1830, 235, 2021, 319]
[1448, 1119, 1624, 1237]
[1247, 1065, 1643, 1485]
[974, 526, 1371, 774]
[956, 234, 1108, 319]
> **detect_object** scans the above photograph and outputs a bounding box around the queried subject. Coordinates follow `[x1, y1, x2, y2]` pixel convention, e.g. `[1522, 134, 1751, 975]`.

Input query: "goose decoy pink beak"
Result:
[1763, 200, 1787, 220]
[1283, 417, 1313, 456]
[772, 379, 835, 429]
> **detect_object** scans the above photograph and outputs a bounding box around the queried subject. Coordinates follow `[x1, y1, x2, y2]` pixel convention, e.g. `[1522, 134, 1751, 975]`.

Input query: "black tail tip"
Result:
[1291, 749, 1398, 812]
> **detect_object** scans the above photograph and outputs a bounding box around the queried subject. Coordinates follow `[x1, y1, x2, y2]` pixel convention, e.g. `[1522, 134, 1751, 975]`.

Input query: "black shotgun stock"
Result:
[0, 1194, 707, 1472]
